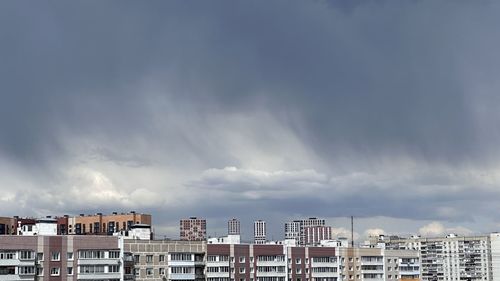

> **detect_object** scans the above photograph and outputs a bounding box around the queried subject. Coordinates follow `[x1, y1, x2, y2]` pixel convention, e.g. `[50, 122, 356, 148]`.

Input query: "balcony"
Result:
[77, 258, 121, 265]
[77, 272, 121, 280]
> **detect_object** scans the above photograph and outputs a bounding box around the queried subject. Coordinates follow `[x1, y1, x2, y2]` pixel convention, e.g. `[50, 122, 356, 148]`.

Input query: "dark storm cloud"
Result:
[1, 0, 500, 238]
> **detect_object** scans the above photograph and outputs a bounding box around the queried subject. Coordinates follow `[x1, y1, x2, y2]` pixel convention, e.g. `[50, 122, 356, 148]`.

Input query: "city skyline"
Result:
[2, 1, 500, 244]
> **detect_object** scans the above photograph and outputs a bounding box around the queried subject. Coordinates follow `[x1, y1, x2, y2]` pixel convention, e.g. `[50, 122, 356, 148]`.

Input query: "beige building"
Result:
[337, 247, 420, 281]
[123, 239, 206, 281]
[69, 212, 152, 235]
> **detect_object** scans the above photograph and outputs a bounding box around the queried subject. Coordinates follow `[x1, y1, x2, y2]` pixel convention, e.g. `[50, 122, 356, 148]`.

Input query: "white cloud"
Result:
[364, 228, 385, 238]
[419, 222, 473, 237]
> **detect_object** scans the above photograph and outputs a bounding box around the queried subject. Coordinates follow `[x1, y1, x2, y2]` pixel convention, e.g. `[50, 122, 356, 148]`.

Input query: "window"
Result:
[146, 255, 153, 263]
[67, 267, 73, 275]
[160, 268, 166, 275]
[37, 267, 43, 276]
[296, 258, 301, 264]
[170, 253, 192, 261]
[109, 251, 120, 258]
[20, 251, 34, 260]
[0, 252, 14, 260]
[37, 252, 43, 261]
[67, 252, 73, 260]
[240, 256, 246, 263]
[134, 255, 140, 263]
[79, 250, 105, 259]
[109, 265, 120, 273]
[19, 266, 35, 275]
[160, 255, 165, 262]
[135, 268, 140, 276]
[80, 265, 105, 274]
[50, 267, 60, 276]
[146, 268, 153, 276]
[239, 267, 245, 274]
[296, 268, 302, 274]
[51, 252, 60, 261]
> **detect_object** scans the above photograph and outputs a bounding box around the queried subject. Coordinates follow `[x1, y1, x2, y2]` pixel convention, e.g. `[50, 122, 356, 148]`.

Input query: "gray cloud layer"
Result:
[1, 1, 500, 239]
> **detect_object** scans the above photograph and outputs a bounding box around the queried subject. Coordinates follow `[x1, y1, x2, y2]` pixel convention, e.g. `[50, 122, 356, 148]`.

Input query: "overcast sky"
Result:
[2, 1, 500, 241]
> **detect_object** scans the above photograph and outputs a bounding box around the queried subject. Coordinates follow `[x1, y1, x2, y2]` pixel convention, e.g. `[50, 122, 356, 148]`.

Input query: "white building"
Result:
[17, 218, 58, 236]
[370, 233, 492, 281]
[254, 220, 266, 244]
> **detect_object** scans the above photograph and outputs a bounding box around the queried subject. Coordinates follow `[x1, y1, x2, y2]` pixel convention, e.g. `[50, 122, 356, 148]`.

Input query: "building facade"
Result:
[70, 212, 152, 235]
[122, 239, 206, 281]
[285, 219, 326, 247]
[206, 243, 419, 281]
[371, 233, 495, 281]
[180, 218, 207, 241]
[254, 221, 266, 245]
[228, 219, 241, 236]
[303, 226, 332, 247]
[0, 235, 121, 281]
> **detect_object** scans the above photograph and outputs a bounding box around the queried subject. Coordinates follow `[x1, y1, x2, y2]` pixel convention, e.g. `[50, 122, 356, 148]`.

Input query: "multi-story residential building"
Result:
[303, 226, 332, 247]
[0, 216, 16, 235]
[285, 218, 326, 246]
[122, 239, 206, 281]
[228, 219, 240, 236]
[254, 221, 266, 245]
[0, 212, 152, 236]
[206, 243, 419, 281]
[370, 233, 494, 281]
[70, 211, 152, 235]
[180, 217, 207, 241]
[337, 247, 420, 281]
[285, 221, 301, 242]
[0, 235, 122, 281]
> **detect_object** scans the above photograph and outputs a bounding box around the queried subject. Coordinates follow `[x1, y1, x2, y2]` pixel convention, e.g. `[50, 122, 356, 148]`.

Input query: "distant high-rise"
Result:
[254, 220, 266, 244]
[303, 226, 332, 246]
[228, 218, 240, 235]
[285, 217, 326, 246]
[180, 217, 206, 241]
[284, 221, 301, 241]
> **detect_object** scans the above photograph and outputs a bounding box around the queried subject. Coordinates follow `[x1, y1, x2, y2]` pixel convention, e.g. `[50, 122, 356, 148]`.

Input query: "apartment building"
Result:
[337, 247, 420, 281]
[122, 239, 206, 281]
[180, 218, 207, 241]
[70, 212, 152, 235]
[371, 233, 493, 281]
[303, 226, 332, 247]
[285, 219, 326, 246]
[206, 243, 419, 281]
[228, 219, 241, 236]
[0, 235, 122, 281]
[0, 216, 16, 235]
[0, 212, 152, 236]
[254, 221, 267, 245]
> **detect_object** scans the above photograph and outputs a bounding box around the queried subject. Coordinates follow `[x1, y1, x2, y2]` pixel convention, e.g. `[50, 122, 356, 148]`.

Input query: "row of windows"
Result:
[79, 250, 120, 259]
[207, 255, 230, 262]
[206, 266, 230, 273]
[171, 267, 194, 274]
[258, 256, 285, 262]
[171, 253, 194, 261]
[312, 257, 336, 263]
[0, 251, 34, 260]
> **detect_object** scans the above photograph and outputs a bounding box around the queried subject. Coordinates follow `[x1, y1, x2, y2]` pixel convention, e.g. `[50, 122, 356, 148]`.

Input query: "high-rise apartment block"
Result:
[304, 226, 333, 246]
[227, 218, 240, 235]
[180, 217, 207, 241]
[369, 233, 500, 281]
[254, 220, 266, 244]
[285, 218, 326, 246]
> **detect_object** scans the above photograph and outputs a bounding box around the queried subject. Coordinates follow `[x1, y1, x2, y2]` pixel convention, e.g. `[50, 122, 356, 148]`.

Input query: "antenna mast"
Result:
[351, 216, 354, 247]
